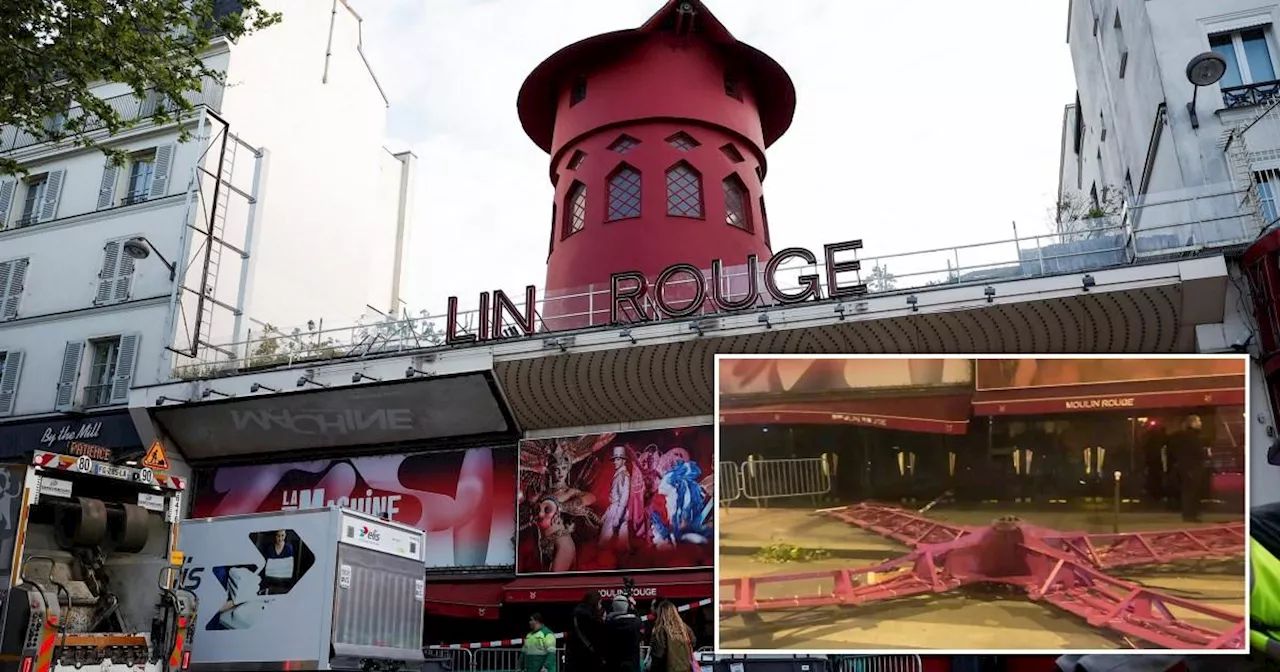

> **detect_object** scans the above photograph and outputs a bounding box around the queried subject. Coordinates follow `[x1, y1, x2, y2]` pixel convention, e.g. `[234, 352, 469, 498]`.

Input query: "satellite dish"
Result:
[122, 237, 151, 260]
[1186, 51, 1228, 87]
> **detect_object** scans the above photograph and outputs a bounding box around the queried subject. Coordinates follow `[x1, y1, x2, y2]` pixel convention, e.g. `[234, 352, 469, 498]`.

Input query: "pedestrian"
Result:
[566, 591, 605, 672]
[601, 595, 643, 672]
[646, 600, 695, 672]
[1170, 415, 1208, 522]
[522, 613, 557, 672]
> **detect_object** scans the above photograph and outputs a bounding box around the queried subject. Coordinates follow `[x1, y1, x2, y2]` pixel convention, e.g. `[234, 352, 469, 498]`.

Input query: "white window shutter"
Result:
[38, 169, 65, 222]
[0, 181, 15, 229]
[112, 250, 135, 302]
[97, 161, 119, 210]
[1, 258, 27, 320]
[109, 333, 141, 404]
[0, 350, 23, 416]
[54, 341, 84, 411]
[149, 144, 176, 200]
[96, 241, 121, 305]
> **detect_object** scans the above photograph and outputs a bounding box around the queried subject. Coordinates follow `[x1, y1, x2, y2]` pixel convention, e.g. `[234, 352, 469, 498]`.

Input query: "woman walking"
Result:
[647, 600, 695, 672]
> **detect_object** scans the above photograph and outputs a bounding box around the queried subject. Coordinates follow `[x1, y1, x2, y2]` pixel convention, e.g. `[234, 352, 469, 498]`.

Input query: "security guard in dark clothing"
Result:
[1169, 415, 1208, 523]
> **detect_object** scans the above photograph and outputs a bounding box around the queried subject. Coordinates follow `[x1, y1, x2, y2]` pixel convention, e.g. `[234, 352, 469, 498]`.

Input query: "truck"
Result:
[0, 449, 195, 672]
[176, 507, 427, 672]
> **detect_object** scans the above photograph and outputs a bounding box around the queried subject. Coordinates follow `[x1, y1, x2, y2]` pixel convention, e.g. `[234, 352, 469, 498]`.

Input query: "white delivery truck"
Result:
[0, 450, 196, 672]
[176, 507, 427, 672]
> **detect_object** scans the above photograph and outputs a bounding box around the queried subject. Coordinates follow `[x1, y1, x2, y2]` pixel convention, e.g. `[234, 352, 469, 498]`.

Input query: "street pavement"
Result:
[717, 505, 1246, 651]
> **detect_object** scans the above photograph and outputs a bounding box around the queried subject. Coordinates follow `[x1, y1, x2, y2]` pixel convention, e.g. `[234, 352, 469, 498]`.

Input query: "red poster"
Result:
[516, 425, 714, 574]
[192, 448, 516, 569]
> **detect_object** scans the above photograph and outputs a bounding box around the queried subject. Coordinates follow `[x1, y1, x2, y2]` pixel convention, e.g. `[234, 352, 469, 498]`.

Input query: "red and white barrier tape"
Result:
[428, 598, 714, 650]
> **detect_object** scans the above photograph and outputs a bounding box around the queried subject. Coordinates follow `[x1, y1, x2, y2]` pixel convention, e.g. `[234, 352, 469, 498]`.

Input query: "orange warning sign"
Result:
[142, 441, 170, 471]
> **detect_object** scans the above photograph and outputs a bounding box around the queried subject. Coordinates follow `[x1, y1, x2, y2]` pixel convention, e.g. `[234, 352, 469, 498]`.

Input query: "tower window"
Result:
[567, 150, 587, 170]
[723, 174, 750, 232]
[724, 71, 742, 101]
[720, 143, 745, 163]
[563, 181, 587, 239]
[759, 196, 770, 247]
[570, 76, 587, 106]
[549, 203, 557, 256]
[606, 164, 642, 221]
[666, 132, 700, 152]
[666, 162, 703, 218]
[754, 165, 764, 181]
[608, 134, 641, 154]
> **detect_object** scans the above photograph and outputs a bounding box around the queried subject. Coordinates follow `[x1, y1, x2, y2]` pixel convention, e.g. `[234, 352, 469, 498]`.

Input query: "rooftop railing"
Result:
[170, 182, 1260, 379]
[0, 76, 224, 155]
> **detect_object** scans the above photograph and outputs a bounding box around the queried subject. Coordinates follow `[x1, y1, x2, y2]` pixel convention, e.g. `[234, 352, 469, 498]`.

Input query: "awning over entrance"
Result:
[424, 580, 505, 620]
[972, 375, 1247, 416]
[150, 372, 516, 462]
[718, 394, 972, 435]
[502, 569, 712, 604]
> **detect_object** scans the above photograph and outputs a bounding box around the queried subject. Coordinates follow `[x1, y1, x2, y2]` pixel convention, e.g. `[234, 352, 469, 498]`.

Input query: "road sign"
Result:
[143, 441, 170, 471]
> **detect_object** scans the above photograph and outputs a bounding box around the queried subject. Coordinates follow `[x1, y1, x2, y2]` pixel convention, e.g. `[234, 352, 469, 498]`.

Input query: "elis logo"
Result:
[360, 526, 381, 542]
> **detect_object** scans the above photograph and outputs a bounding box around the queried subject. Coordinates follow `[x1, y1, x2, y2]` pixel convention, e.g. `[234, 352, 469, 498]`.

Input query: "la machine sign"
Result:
[444, 239, 868, 345]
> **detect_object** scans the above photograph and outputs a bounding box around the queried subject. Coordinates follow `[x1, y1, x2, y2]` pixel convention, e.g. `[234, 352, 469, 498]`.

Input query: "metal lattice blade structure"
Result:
[720, 504, 1247, 650]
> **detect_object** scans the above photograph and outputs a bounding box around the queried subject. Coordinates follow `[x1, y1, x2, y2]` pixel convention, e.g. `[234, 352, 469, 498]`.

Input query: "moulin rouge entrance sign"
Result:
[444, 239, 868, 345]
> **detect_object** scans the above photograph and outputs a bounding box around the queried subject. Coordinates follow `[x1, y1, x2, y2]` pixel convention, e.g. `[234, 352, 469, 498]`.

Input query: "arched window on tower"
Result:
[666, 162, 703, 218]
[563, 181, 587, 239]
[759, 196, 771, 248]
[723, 174, 750, 232]
[606, 164, 642, 221]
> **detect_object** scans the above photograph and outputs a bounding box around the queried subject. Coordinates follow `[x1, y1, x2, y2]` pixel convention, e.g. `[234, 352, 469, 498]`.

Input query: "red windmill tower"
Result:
[517, 0, 797, 329]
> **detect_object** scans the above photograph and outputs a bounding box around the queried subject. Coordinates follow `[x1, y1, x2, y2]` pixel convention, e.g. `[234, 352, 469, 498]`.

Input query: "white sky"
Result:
[356, 0, 1077, 315]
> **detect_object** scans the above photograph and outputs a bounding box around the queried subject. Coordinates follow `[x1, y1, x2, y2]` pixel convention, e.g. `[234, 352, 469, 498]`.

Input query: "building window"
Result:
[608, 135, 640, 154]
[570, 76, 587, 106]
[1100, 112, 1107, 142]
[1212, 28, 1278, 91]
[123, 151, 157, 205]
[17, 174, 47, 228]
[548, 204, 556, 257]
[1090, 182, 1100, 211]
[720, 144, 745, 163]
[666, 162, 703, 218]
[724, 71, 742, 101]
[1114, 12, 1129, 78]
[0, 348, 21, 416]
[0, 257, 29, 321]
[563, 181, 587, 239]
[606, 164, 642, 221]
[85, 337, 121, 408]
[1258, 172, 1279, 226]
[1073, 93, 1084, 155]
[567, 150, 587, 170]
[723, 174, 750, 232]
[759, 196, 771, 248]
[1124, 170, 1135, 200]
[666, 132, 700, 152]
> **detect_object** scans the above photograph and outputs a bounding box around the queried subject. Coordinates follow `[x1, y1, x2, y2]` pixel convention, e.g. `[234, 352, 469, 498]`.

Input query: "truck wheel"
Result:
[53, 497, 109, 549]
[109, 504, 151, 554]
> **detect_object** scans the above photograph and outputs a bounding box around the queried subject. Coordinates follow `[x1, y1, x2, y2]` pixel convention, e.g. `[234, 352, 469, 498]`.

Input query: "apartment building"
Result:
[0, 0, 413, 435]
[1058, 0, 1280, 496]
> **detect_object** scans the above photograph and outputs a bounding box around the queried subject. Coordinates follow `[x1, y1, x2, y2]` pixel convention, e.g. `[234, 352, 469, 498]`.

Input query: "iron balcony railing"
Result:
[1222, 79, 1280, 110]
[82, 384, 114, 409]
[170, 181, 1261, 379]
[0, 76, 225, 155]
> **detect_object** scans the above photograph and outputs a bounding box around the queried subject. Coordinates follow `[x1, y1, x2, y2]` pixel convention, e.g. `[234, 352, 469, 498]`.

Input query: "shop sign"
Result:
[1063, 397, 1136, 411]
[0, 412, 141, 462]
[443, 239, 867, 344]
[598, 586, 659, 599]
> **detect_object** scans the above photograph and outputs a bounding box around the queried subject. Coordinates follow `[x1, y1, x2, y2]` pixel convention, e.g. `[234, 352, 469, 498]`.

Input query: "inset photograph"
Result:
[716, 356, 1249, 653]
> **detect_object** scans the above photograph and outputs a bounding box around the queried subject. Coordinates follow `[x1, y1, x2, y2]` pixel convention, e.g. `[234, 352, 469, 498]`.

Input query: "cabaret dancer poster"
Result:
[516, 425, 714, 574]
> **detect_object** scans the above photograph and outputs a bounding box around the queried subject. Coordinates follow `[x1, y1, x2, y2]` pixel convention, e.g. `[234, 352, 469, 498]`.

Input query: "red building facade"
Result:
[517, 0, 796, 326]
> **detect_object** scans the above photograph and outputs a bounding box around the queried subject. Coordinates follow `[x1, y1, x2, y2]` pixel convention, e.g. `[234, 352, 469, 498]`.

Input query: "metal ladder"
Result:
[197, 136, 237, 353]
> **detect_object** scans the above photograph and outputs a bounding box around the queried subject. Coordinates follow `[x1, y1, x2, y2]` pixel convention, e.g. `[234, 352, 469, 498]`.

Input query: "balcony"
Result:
[120, 192, 151, 207]
[0, 76, 225, 156]
[82, 383, 114, 409]
[1222, 79, 1280, 110]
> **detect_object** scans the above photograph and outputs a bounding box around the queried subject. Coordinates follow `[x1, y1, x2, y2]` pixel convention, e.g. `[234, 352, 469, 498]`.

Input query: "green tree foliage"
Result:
[0, 0, 281, 176]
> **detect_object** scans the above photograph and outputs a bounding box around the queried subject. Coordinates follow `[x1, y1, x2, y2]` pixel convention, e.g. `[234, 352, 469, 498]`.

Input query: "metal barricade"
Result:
[741, 456, 833, 503]
[423, 648, 475, 672]
[472, 647, 524, 672]
[834, 654, 923, 672]
[719, 461, 743, 505]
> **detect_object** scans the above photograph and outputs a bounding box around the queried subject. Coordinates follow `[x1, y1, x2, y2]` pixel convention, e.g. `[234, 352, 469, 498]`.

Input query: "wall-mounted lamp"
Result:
[834, 304, 846, 321]
[1185, 51, 1227, 130]
[1081, 274, 1096, 291]
[352, 371, 381, 383]
[983, 286, 996, 304]
[201, 389, 234, 399]
[297, 376, 328, 389]
[406, 366, 431, 378]
[156, 395, 189, 405]
[688, 320, 705, 337]
[121, 237, 176, 281]
[906, 295, 919, 313]
[757, 313, 771, 329]
[619, 328, 636, 345]
[250, 382, 279, 393]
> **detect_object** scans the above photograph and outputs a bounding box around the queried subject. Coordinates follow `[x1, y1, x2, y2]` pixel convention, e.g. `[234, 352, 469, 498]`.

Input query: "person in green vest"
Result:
[522, 613, 558, 672]
[1250, 501, 1280, 661]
